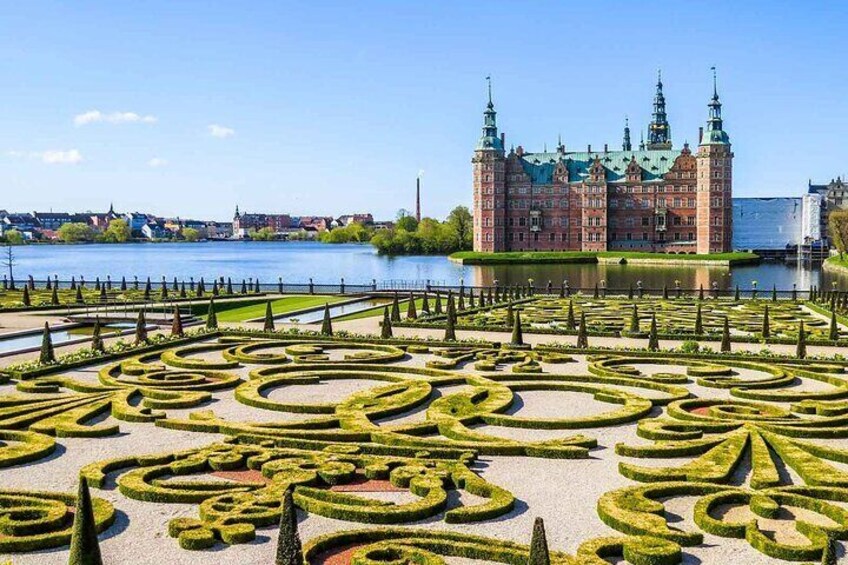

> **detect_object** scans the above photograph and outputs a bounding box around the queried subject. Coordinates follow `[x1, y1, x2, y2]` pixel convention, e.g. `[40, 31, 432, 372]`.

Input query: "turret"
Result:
[622, 116, 632, 151]
[472, 77, 506, 252]
[476, 77, 504, 153]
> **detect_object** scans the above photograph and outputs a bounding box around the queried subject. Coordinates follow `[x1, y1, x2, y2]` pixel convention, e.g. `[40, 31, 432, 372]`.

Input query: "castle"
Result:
[472, 73, 733, 254]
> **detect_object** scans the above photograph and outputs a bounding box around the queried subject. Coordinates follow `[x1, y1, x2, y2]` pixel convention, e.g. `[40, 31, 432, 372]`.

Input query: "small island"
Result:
[449, 250, 760, 266]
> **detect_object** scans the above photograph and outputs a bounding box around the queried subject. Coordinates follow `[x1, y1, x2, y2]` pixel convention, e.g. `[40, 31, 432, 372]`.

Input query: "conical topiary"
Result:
[172, 305, 184, 336]
[772, 285, 777, 302]
[511, 311, 523, 346]
[391, 293, 401, 322]
[734, 285, 740, 301]
[528, 517, 550, 565]
[76, 286, 85, 304]
[566, 300, 576, 330]
[206, 300, 218, 329]
[406, 292, 417, 320]
[506, 303, 515, 328]
[762, 305, 771, 338]
[662, 285, 668, 300]
[264, 301, 275, 332]
[444, 300, 456, 341]
[135, 309, 148, 343]
[829, 310, 838, 341]
[648, 314, 659, 351]
[241, 280, 247, 294]
[180, 282, 187, 298]
[22, 285, 31, 306]
[695, 303, 703, 334]
[576, 313, 588, 348]
[99, 285, 107, 303]
[629, 304, 639, 333]
[593, 283, 599, 299]
[434, 293, 443, 315]
[91, 317, 104, 353]
[68, 478, 103, 565]
[381, 307, 393, 339]
[51, 285, 59, 306]
[797, 321, 807, 359]
[274, 487, 303, 565]
[320, 303, 333, 336]
[721, 316, 731, 353]
[699, 285, 704, 301]
[39, 322, 55, 364]
[422, 293, 430, 315]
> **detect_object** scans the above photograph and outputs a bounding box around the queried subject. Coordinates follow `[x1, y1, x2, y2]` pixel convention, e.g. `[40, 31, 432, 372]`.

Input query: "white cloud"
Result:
[74, 110, 157, 126]
[208, 124, 235, 138]
[6, 149, 83, 164]
[148, 157, 168, 168]
[41, 149, 84, 164]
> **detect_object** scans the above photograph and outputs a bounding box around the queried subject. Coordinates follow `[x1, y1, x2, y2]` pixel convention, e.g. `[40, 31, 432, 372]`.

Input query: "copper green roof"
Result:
[518, 149, 682, 184]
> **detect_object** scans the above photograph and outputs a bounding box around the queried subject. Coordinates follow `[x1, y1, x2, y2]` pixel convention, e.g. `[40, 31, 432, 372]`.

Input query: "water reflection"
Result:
[6, 241, 846, 291]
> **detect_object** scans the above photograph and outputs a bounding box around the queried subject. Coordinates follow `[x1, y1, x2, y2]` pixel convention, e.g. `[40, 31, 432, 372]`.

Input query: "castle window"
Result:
[674, 232, 681, 241]
[687, 216, 695, 226]
[519, 233, 524, 242]
[626, 233, 632, 241]
[560, 199, 569, 208]
[674, 198, 682, 207]
[688, 232, 694, 241]
[519, 217, 526, 227]
[642, 232, 648, 240]
[642, 217, 650, 226]
[549, 233, 555, 242]
[673, 216, 682, 226]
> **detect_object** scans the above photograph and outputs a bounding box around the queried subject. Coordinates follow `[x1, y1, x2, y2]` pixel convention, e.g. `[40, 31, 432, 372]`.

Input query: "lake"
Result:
[4, 241, 844, 291]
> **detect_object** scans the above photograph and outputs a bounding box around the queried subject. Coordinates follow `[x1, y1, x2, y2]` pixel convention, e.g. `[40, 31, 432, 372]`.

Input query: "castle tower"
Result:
[472, 77, 506, 252]
[647, 71, 672, 150]
[696, 68, 733, 253]
[622, 117, 632, 151]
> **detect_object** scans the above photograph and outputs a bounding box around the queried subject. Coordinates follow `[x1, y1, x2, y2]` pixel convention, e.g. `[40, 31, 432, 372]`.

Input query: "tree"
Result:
[68, 478, 104, 565]
[648, 314, 659, 351]
[446, 206, 473, 250]
[249, 227, 277, 241]
[206, 300, 218, 329]
[320, 303, 333, 336]
[58, 222, 95, 243]
[40, 322, 55, 364]
[182, 227, 201, 242]
[2, 244, 16, 289]
[762, 305, 771, 338]
[396, 214, 419, 232]
[829, 210, 848, 259]
[91, 317, 105, 353]
[721, 316, 731, 353]
[528, 517, 550, 565]
[576, 313, 588, 348]
[796, 321, 807, 359]
[102, 218, 131, 243]
[4, 230, 24, 245]
[511, 311, 523, 346]
[264, 301, 275, 332]
[830, 310, 839, 341]
[172, 305, 184, 336]
[275, 487, 303, 565]
[381, 307, 393, 339]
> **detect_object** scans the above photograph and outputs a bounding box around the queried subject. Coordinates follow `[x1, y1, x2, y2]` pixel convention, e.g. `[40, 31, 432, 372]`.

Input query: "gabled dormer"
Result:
[554, 160, 569, 184]
[589, 156, 606, 182]
[625, 156, 642, 182]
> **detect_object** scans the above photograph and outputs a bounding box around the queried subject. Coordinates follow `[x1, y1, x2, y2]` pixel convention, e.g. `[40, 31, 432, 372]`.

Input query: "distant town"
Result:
[0, 204, 393, 243]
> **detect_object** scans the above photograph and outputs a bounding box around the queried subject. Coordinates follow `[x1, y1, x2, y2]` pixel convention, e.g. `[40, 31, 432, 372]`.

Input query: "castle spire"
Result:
[647, 70, 672, 149]
[476, 76, 504, 152]
[234, 204, 240, 219]
[701, 67, 729, 145]
[622, 116, 632, 151]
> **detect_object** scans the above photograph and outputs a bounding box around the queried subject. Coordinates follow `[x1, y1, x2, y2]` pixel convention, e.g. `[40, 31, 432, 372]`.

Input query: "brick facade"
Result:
[473, 76, 733, 254]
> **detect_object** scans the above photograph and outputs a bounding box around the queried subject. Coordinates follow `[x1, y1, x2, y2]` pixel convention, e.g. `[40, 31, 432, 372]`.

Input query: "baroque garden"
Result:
[4, 279, 848, 564]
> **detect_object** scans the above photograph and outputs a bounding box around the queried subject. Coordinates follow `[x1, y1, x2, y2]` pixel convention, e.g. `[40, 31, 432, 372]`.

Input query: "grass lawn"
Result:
[334, 298, 425, 322]
[449, 250, 759, 266]
[211, 295, 348, 323]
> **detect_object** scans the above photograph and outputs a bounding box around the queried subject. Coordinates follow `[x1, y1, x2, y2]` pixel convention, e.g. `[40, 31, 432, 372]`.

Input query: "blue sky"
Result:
[1, 1, 846, 221]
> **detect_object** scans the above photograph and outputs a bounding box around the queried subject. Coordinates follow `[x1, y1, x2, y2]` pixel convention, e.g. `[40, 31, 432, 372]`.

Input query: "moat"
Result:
[4, 241, 843, 290]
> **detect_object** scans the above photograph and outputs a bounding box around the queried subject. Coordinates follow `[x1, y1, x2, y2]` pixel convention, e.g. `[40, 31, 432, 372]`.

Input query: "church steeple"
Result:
[622, 116, 632, 151]
[701, 67, 730, 145]
[647, 70, 672, 150]
[234, 205, 240, 219]
[476, 76, 504, 153]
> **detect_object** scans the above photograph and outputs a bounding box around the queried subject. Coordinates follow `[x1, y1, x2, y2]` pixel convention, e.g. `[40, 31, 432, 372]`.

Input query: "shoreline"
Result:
[449, 251, 759, 267]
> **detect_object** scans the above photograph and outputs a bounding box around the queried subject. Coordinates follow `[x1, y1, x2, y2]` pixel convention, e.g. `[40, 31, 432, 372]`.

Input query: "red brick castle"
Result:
[472, 72, 733, 254]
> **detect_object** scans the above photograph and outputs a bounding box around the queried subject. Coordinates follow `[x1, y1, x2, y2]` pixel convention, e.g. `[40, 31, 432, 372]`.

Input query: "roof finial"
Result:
[711, 66, 718, 99]
[657, 68, 662, 86]
[486, 75, 493, 108]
